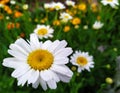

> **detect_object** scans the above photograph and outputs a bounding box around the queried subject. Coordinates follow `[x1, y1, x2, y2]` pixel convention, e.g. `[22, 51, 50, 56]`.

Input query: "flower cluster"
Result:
[0, 0, 119, 92]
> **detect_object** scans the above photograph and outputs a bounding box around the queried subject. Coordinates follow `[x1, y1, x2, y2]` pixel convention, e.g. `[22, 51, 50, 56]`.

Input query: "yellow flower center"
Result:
[76, 56, 87, 66]
[55, 5, 60, 9]
[64, 15, 69, 19]
[27, 49, 54, 70]
[107, 0, 113, 2]
[37, 28, 48, 35]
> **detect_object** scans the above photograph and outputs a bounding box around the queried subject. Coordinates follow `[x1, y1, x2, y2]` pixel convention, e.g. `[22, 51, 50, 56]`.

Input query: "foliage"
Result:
[0, 0, 120, 93]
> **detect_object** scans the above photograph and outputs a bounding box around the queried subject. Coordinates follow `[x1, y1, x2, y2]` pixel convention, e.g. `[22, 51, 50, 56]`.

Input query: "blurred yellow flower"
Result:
[15, 22, 20, 28]
[105, 77, 113, 84]
[0, 14, 4, 20]
[72, 17, 81, 25]
[71, 66, 76, 71]
[97, 16, 101, 20]
[78, 3, 86, 12]
[91, 3, 98, 12]
[53, 20, 60, 26]
[40, 18, 47, 23]
[64, 26, 70, 32]
[23, 4, 28, 10]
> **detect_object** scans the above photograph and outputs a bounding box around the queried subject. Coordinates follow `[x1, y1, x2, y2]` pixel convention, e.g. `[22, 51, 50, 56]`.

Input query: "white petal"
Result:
[8, 50, 27, 60]
[47, 79, 57, 89]
[32, 78, 40, 89]
[39, 76, 47, 90]
[28, 69, 39, 84]
[9, 44, 28, 55]
[54, 48, 73, 57]
[51, 64, 73, 77]
[57, 73, 72, 83]
[11, 64, 30, 78]
[2, 58, 26, 68]
[46, 40, 60, 52]
[40, 70, 53, 81]
[54, 57, 69, 64]
[48, 70, 60, 82]
[17, 69, 32, 86]
[54, 40, 67, 51]
[77, 67, 82, 72]
[30, 33, 41, 50]
[15, 38, 31, 52]
[41, 40, 52, 50]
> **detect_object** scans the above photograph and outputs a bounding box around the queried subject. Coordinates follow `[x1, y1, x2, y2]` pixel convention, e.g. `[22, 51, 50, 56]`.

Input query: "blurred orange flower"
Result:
[64, 26, 70, 32]
[7, 22, 15, 30]
[72, 17, 81, 25]
[14, 11, 22, 18]
[0, 0, 9, 4]
[4, 5, 12, 14]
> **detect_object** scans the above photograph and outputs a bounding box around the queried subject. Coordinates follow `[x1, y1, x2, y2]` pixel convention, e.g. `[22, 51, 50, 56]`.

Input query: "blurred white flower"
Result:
[6, 16, 10, 20]
[65, 0, 75, 6]
[51, 2, 65, 10]
[60, 12, 72, 23]
[2, 34, 73, 90]
[44, 3, 52, 9]
[101, 0, 119, 8]
[34, 25, 54, 39]
[92, 21, 104, 30]
[70, 51, 94, 72]
[0, 4, 4, 8]
[10, 0, 16, 5]
[83, 25, 88, 30]
[23, 4, 29, 10]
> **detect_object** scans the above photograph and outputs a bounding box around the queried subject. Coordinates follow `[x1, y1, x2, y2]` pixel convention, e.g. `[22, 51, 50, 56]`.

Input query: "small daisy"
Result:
[60, 12, 72, 23]
[101, 0, 119, 8]
[10, 0, 16, 5]
[2, 34, 73, 90]
[34, 25, 54, 39]
[22, 4, 29, 10]
[44, 3, 52, 9]
[70, 51, 94, 72]
[65, 0, 75, 7]
[92, 21, 104, 30]
[51, 2, 65, 10]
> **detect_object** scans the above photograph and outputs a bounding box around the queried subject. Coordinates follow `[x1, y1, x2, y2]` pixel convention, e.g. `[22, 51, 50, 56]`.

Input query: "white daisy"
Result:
[70, 51, 94, 72]
[22, 4, 29, 10]
[34, 24, 54, 39]
[101, 0, 119, 8]
[44, 3, 52, 9]
[2, 34, 73, 90]
[65, 0, 75, 7]
[60, 12, 72, 23]
[10, 0, 16, 5]
[92, 21, 104, 30]
[51, 2, 65, 10]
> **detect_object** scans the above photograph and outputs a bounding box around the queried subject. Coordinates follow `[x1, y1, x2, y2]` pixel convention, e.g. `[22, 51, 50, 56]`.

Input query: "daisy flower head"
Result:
[44, 3, 52, 9]
[65, 0, 75, 7]
[70, 51, 94, 72]
[60, 12, 72, 23]
[2, 34, 73, 90]
[101, 0, 119, 8]
[34, 24, 54, 39]
[92, 21, 104, 30]
[51, 2, 65, 10]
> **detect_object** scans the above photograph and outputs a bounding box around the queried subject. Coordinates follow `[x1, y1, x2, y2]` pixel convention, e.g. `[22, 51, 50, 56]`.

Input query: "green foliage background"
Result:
[0, 0, 120, 93]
